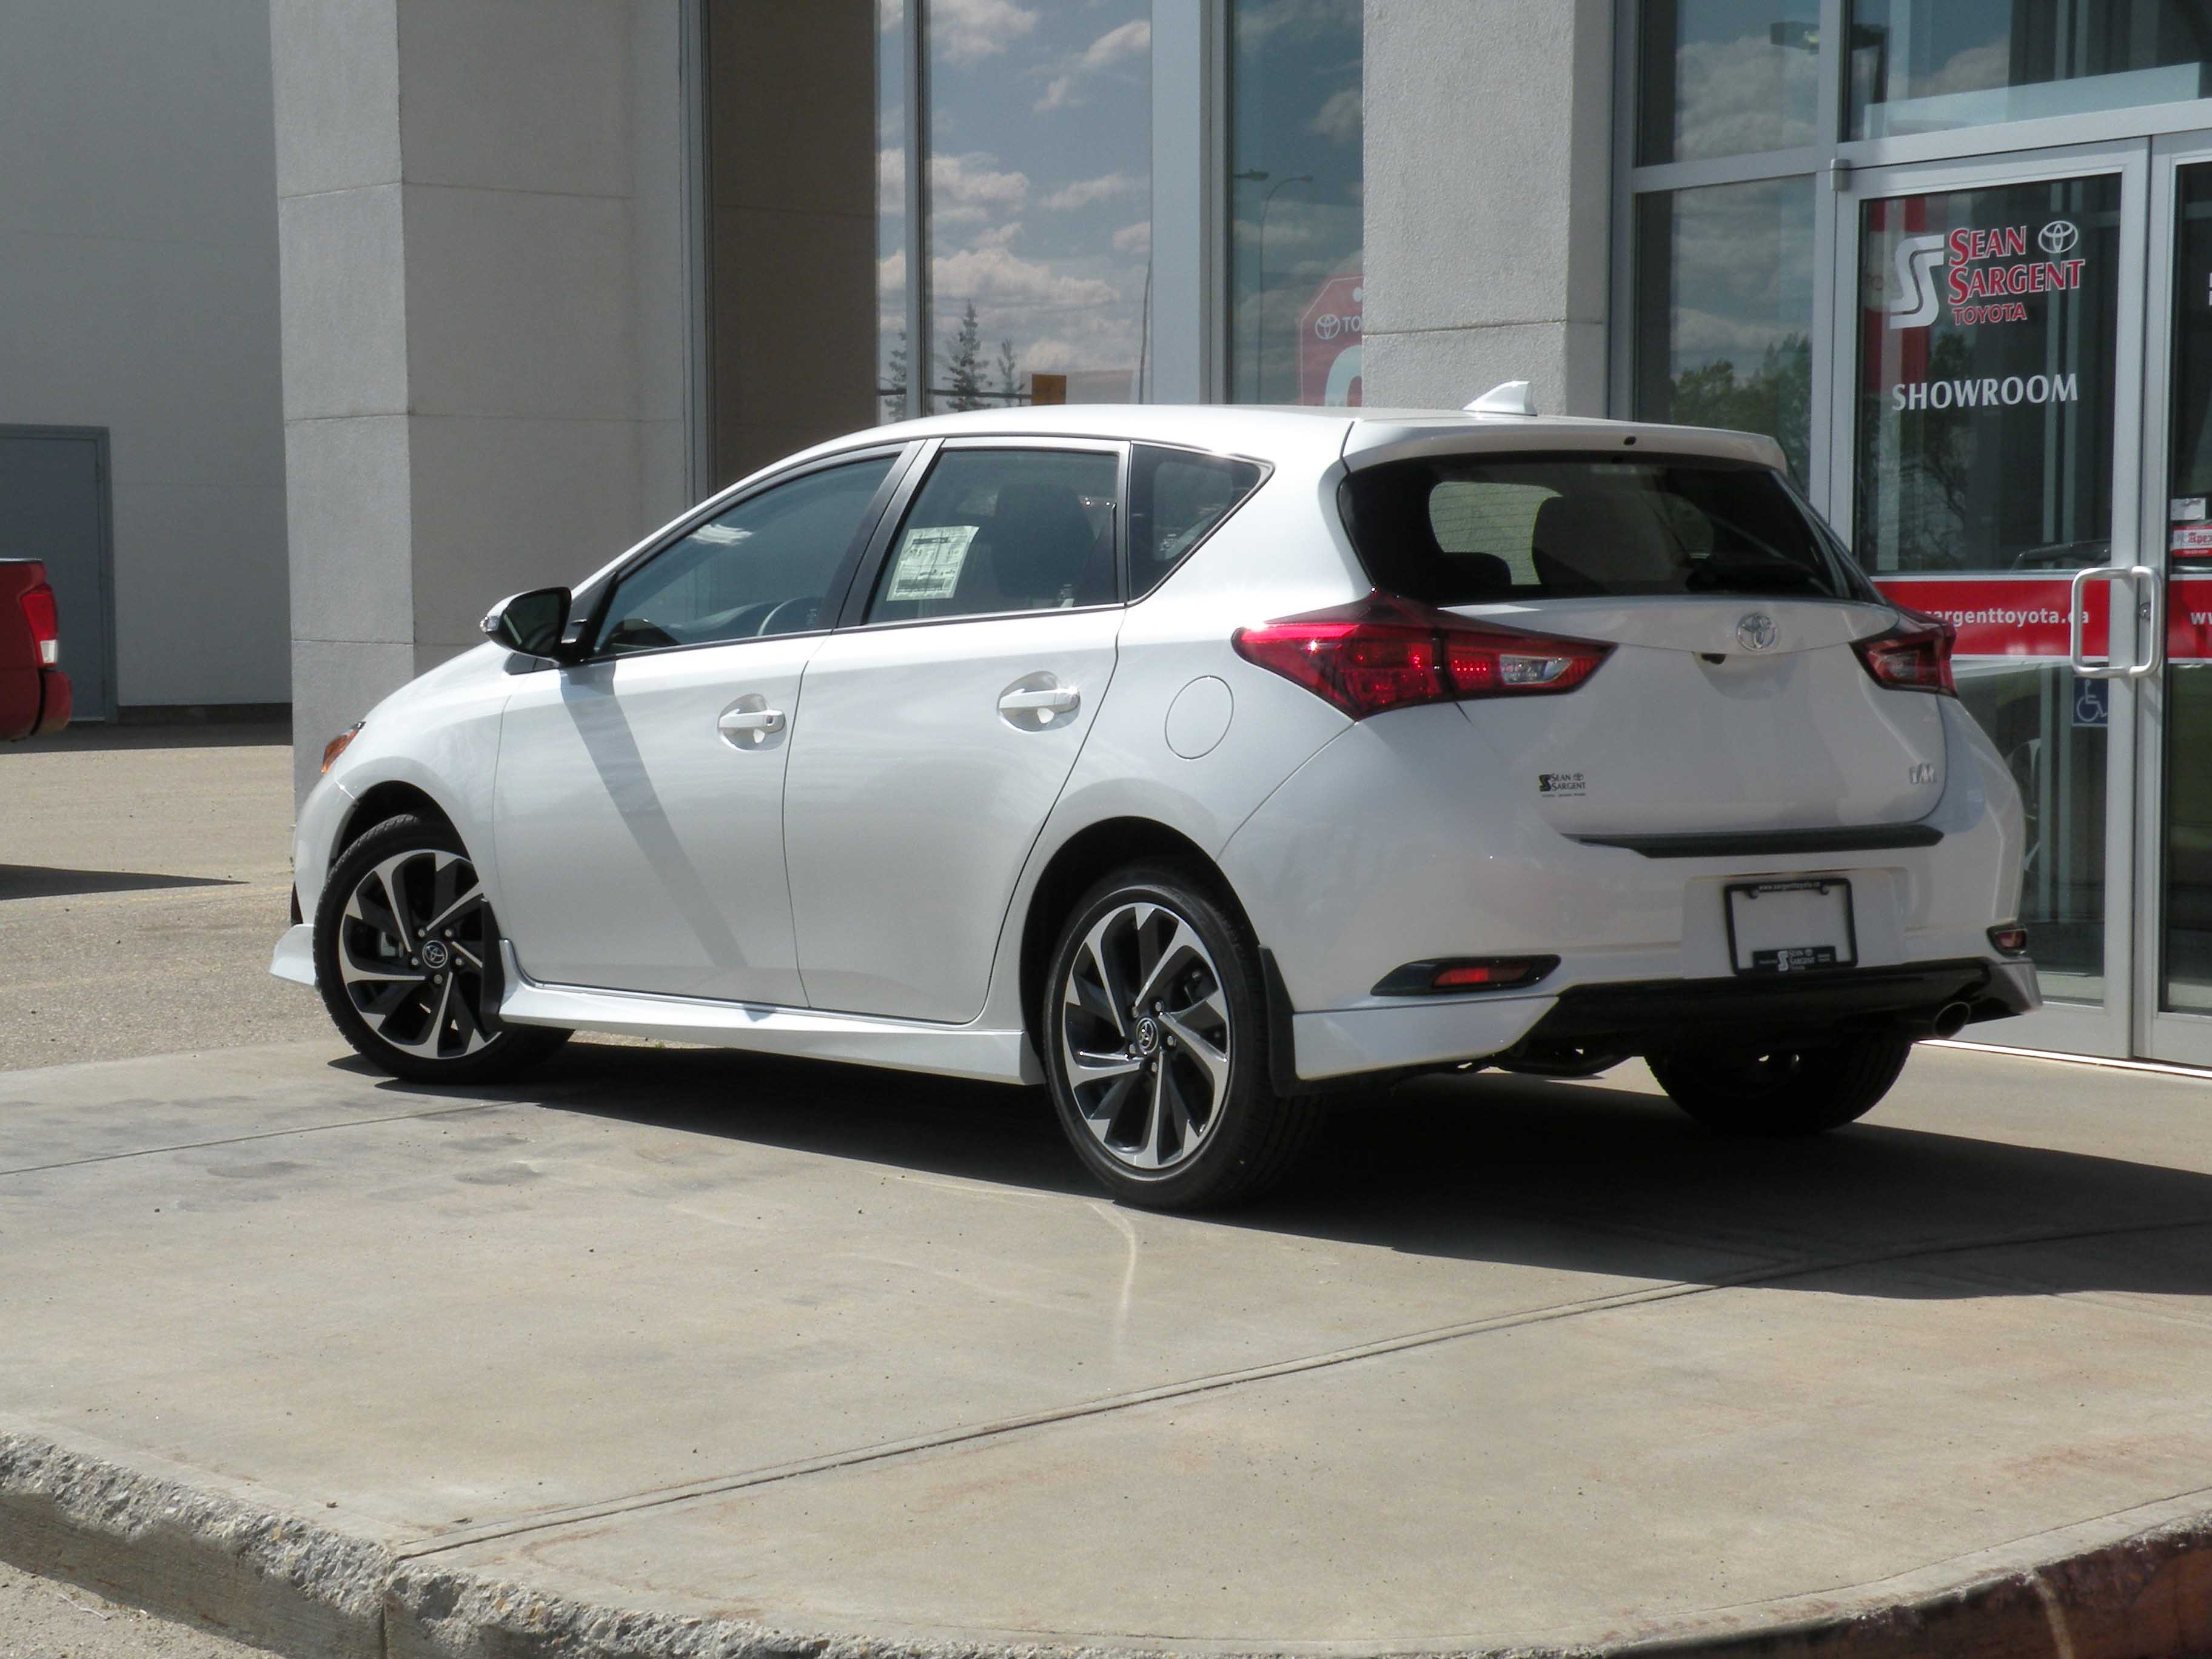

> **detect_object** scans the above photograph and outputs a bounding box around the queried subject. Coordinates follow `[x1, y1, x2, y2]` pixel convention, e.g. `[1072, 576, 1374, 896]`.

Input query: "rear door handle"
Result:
[997, 687, 1079, 713]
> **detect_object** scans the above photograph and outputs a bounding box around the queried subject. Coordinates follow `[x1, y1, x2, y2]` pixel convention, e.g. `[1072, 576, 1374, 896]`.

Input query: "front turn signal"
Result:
[321, 722, 362, 774]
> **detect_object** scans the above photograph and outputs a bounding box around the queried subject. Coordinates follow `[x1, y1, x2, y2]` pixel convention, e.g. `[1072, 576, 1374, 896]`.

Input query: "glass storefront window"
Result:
[1228, 0, 1362, 406]
[2162, 160, 2212, 1011]
[1637, 0, 1821, 166]
[1848, 1, 2212, 141]
[1852, 174, 2120, 572]
[1632, 176, 1815, 479]
[879, 0, 907, 422]
[919, 0, 1150, 410]
[1953, 662, 2108, 993]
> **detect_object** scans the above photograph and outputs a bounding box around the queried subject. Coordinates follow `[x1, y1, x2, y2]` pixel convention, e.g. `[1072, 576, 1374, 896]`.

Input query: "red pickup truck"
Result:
[1, 559, 70, 739]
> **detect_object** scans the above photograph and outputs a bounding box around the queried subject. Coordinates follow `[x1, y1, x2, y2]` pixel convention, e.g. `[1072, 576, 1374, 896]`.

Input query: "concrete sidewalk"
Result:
[4, 1035, 2211, 1658]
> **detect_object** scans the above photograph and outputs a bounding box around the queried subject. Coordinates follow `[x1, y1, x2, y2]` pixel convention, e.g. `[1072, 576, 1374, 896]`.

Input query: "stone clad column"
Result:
[1361, 0, 1614, 417]
[270, 0, 689, 799]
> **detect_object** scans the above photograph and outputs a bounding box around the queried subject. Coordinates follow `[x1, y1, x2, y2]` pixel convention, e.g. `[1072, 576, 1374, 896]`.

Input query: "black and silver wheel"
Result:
[1043, 863, 1319, 1209]
[313, 813, 569, 1084]
[1647, 1031, 1911, 1136]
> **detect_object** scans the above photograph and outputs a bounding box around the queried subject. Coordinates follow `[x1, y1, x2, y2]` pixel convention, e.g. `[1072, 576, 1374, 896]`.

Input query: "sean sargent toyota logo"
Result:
[1886, 218, 2086, 329]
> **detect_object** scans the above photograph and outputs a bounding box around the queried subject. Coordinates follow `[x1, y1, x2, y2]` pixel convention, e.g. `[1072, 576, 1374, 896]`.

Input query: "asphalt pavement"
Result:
[0, 723, 325, 1071]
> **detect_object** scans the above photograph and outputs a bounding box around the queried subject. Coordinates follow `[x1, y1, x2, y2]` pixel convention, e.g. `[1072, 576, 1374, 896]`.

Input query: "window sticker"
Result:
[885, 525, 977, 600]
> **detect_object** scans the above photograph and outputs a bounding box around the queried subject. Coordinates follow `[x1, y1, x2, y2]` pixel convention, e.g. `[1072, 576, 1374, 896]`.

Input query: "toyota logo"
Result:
[1314, 313, 1342, 341]
[420, 939, 451, 970]
[1736, 613, 1778, 653]
[1134, 1016, 1162, 1056]
[2039, 219, 2079, 256]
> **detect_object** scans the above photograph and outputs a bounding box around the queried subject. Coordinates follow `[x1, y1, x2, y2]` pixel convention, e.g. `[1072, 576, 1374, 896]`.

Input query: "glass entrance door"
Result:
[2136, 140, 2212, 1065]
[1830, 141, 2151, 1057]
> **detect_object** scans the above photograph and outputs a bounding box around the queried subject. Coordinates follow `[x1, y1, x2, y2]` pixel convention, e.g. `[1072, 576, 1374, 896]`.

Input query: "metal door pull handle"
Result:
[998, 686, 1078, 712]
[719, 708, 786, 732]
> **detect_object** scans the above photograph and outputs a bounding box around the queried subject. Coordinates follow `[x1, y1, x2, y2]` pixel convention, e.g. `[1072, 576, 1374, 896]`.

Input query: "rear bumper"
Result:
[1223, 697, 2033, 1082]
[0, 666, 67, 739]
[33, 668, 70, 735]
[1523, 957, 2038, 1051]
[1284, 957, 2037, 1082]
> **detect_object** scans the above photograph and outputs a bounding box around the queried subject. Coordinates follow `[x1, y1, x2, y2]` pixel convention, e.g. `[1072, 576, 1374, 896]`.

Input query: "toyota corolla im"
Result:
[273, 398, 2037, 1208]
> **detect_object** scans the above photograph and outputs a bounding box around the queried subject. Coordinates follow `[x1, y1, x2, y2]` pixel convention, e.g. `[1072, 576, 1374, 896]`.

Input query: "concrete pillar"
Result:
[270, 0, 691, 799]
[1361, 0, 1614, 417]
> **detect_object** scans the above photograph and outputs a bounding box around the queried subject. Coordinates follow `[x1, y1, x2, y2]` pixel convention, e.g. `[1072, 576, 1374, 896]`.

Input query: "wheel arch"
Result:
[332, 780, 458, 865]
[1016, 816, 1263, 1056]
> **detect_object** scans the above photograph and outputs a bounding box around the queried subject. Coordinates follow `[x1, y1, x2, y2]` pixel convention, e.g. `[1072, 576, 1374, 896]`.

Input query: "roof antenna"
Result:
[1466, 380, 1538, 417]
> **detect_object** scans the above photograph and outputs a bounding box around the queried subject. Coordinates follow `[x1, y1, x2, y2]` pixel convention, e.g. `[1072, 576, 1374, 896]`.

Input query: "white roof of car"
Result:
[834, 403, 1788, 474]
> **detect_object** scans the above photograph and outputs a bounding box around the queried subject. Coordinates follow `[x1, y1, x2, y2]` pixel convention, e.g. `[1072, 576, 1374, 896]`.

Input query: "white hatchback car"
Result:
[274, 397, 2037, 1208]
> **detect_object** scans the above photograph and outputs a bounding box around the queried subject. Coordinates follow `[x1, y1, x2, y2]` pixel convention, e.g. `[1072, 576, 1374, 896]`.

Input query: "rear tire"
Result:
[314, 813, 571, 1084]
[1647, 1032, 1912, 1136]
[1042, 863, 1321, 1209]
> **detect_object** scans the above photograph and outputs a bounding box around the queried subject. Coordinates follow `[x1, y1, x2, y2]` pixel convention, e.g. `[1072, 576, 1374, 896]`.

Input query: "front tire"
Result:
[1043, 863, 1320, 1210]
[1648, 1032, 1912, 1136]
[313, 813, 570, 1084]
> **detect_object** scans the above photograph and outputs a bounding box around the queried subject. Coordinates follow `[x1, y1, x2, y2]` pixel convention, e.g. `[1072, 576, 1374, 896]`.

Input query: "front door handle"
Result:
[717, 700, 786, 747]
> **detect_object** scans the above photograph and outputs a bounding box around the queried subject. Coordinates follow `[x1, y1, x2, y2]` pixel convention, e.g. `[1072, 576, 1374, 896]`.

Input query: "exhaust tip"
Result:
[1930, 1001, 1972, 1040]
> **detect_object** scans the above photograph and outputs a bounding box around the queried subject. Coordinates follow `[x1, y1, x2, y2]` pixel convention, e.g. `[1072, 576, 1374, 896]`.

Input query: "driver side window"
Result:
[596, 457, 895, 654]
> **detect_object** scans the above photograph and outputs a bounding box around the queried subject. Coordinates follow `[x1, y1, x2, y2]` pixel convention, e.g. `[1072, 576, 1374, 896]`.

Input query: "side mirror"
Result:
[481, 587, 573, 658]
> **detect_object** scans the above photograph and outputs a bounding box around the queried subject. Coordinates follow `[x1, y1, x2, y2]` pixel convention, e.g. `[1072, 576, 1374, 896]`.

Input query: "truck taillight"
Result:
[1854, 618, 1956, 696]
[19, 583, 58, 667]
[1232, 593, 1612, 720]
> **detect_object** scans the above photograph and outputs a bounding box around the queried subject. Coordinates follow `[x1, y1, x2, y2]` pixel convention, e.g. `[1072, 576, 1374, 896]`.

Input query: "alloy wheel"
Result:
[1058, 901, 1232, 1171]
[337, 848, 498, 1061]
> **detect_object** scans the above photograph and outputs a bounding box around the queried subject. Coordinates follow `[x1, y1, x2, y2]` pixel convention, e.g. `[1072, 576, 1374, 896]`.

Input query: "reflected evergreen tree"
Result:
[1665, 333, 1812, 482]
[883, 330, 907, 422]
[997, 338, 1019, 406]
[946, 302, 987, 411]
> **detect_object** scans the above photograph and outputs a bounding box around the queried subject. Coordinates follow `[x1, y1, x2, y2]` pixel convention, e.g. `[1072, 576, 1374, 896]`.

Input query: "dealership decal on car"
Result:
[1538, 771, 1586, 797]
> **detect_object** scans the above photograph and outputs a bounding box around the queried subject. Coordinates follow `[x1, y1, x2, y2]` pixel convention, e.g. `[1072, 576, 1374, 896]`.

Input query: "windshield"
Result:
[1339, 453, 1877, 605]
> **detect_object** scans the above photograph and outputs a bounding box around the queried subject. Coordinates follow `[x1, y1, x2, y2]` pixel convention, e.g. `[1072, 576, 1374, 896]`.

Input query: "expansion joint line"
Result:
[396, 1210, 2212, 1563]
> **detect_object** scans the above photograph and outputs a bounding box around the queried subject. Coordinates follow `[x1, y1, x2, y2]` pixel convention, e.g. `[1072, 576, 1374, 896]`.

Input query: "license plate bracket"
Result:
[1725, 879, 1856, 975]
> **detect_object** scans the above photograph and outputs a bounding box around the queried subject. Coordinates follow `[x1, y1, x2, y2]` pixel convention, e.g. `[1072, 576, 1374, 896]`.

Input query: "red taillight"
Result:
[1855, 617, 1956, 696]
[1233, 593, 1612, 720]
[19, 583, 58, 668]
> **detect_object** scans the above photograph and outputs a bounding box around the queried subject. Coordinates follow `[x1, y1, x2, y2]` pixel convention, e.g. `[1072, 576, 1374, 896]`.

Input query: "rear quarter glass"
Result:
[1339, 452, 1877, 607]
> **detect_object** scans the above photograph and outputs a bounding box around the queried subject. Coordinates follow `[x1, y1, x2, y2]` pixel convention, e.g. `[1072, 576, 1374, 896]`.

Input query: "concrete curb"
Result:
[5, 1427, 2211, 1659]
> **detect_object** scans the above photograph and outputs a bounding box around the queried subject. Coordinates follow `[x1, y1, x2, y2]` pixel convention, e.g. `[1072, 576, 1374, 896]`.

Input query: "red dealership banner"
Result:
[1877, 575, 2212, 664]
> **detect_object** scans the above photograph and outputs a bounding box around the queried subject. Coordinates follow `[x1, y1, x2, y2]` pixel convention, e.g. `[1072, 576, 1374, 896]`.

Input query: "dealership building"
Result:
[10, 0, 2212, 1067]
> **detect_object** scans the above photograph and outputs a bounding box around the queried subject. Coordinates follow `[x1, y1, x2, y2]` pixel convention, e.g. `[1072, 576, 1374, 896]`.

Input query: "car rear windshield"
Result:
[1339, 454, 1875, 605]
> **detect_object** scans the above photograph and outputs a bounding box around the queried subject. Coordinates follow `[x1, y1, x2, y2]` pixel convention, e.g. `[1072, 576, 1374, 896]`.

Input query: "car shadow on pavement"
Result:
[354, 1040, 2212, 1304]
[0, 863, 241, 900]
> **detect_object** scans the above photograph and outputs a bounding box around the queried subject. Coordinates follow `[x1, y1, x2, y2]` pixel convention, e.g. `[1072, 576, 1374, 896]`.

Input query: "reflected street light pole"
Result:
[1234, 170, 1312, 401]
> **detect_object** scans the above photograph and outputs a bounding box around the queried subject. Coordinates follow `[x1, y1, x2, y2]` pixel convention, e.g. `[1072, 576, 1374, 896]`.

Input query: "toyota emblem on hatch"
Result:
[1736, 613, 1778, 652]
